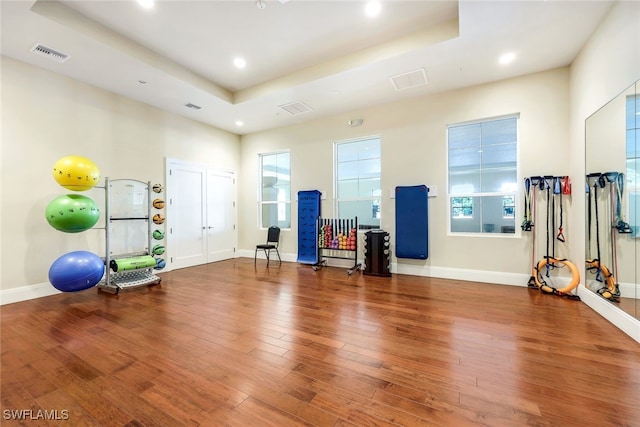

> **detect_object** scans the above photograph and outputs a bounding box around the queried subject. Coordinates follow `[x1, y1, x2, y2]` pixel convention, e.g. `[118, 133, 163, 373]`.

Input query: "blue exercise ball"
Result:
[48, 251, 105, 292]
[154, 258, 166, 270]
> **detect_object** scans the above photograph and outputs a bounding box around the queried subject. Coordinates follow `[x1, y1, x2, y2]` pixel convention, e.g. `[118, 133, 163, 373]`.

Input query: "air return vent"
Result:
[30, 43, 70, 63]
[389, 68, 428, 91]
[279, 100, 312, 115]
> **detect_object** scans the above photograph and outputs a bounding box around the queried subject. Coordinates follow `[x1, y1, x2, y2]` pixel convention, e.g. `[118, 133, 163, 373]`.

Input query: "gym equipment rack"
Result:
[585, 171, 630, 302]
[312, 217, 362, 275]
[363, 230, 391, 277]
[97, 178, 161, 294]
[522, 175, 580, 300]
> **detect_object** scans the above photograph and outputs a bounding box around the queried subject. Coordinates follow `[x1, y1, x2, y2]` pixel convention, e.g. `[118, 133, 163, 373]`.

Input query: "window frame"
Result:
[258, 150, 291, 230]
[334, 135, 382, 229]
[625, 94, 639, 236]
[446, 114, 520, 236]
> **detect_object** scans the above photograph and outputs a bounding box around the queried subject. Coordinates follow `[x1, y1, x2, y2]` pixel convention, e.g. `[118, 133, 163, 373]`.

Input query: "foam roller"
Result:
[110, 255, 156, 272]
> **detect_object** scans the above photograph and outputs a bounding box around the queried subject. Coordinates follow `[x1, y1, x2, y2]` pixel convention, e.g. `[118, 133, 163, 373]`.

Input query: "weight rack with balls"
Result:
[312, 217, 362, 275]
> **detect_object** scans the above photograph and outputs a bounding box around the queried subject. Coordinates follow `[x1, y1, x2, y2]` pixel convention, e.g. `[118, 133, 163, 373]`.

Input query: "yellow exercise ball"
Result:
[52, 156, 100, 191]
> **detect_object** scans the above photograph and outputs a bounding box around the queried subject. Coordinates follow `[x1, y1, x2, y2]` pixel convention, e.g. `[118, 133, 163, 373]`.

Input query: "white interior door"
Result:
[207, 170, 236, 262]
[167, 159, 236, 270]
[168, 161, 207, 270]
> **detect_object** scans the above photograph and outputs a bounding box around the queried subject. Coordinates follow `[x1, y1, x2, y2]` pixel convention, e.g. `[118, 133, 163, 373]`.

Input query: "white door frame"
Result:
[165, 158, 237, 271]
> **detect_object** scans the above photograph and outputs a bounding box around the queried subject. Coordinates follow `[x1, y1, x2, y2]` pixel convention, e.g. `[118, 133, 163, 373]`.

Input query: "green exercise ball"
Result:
[45, 194, 100, 233]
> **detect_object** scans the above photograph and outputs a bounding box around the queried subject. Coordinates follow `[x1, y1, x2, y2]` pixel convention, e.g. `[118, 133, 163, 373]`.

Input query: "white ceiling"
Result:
[1, 0, 614, 135]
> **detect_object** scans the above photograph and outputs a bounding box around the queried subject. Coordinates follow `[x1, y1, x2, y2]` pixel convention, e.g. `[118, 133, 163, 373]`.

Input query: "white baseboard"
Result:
[237, 249, 298, 263]
[618, 281, 638, 299]
[243, 251, 532, 287]
[392, 262, 531, 287]
[579, 287, 640, 344]
[585, 279, 639, 300]
[1, 282, 61, 305]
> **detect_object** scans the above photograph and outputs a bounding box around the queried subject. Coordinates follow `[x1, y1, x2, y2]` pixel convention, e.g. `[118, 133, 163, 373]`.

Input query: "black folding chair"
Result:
[255, 226, 281, 267]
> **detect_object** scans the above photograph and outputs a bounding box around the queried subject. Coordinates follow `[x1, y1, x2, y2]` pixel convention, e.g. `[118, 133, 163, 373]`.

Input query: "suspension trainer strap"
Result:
[544, 176, 552, 277]
[557, 177, 565, 243]
[527, 179, 538, 287]
[608, 174, 618, 282]
[594, 178, 603, 282]
[616, 172, 632, 233]
[605, 172, 618, 229]
[587, 177, 592, 259]
[616, 172, 623, 223]
[586, 173, 602, 262]
[521, 177, 532, 231]
[552, 179, 556, 257]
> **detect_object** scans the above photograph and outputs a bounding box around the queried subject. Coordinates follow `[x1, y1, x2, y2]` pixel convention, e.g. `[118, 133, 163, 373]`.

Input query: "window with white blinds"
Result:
[259, 151, 291, 229]
[335, 137, 381, 229]
[447, 115, 519, 234]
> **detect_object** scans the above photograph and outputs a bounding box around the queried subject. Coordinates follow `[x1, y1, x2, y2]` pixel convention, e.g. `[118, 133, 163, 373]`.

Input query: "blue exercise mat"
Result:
[297, 190, 321, 264]
[395, 185, 429, 259]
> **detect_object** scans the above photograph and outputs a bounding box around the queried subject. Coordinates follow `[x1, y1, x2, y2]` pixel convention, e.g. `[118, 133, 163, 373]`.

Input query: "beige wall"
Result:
[239, 67, 571, 279]
[0, 56, 240, 291]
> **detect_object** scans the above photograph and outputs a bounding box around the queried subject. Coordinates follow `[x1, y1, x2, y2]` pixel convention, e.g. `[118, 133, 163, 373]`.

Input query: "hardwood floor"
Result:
[2, 258, 639, 426]
[617, 296, 639, 321]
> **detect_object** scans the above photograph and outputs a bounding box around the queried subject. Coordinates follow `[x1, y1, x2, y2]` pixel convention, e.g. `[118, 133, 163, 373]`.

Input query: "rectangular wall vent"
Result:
[185, 103, 202, 110]
[30, 43, 70, 63]
[389, 68, 428, 91]
[279, 100, 312, 115]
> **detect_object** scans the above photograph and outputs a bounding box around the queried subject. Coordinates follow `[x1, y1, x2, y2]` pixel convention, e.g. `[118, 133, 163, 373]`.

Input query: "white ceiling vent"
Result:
[30, 43, 70, 63]
[389, 68, 428, 91]
[279, 101, 312, 115]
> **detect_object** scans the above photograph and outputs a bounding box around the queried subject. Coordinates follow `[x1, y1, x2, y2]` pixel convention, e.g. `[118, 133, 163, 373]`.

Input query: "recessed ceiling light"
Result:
[137, 0, 155, 10]
[235, 120, 244, 127]
[499, 52, 516, 65]
[365, 1, 382, 18]
[233, 57, 247, 69]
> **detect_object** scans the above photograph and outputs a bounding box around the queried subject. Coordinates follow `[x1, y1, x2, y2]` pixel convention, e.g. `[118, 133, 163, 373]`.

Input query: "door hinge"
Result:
[233, 224, 236, 230]
[233, 201, 235, 207]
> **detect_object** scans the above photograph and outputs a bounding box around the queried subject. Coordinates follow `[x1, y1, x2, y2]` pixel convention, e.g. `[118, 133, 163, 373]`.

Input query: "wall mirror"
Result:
[585, 79, 639, 320]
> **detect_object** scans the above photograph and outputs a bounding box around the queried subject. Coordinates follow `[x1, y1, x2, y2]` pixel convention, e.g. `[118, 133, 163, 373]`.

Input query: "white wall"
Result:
[239, 67, 571, 283]
[0, 56, 240, 298]
[569, 0, 640, 341]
